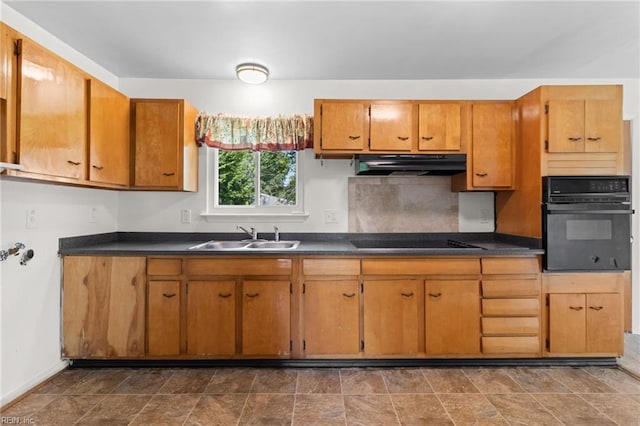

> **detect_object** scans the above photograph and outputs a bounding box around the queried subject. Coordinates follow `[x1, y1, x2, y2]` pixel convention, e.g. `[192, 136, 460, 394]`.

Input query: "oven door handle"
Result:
[547, 209, 633, 215]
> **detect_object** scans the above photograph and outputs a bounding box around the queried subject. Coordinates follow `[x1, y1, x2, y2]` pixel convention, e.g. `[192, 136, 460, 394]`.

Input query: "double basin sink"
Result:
[189, 240, 300, 251]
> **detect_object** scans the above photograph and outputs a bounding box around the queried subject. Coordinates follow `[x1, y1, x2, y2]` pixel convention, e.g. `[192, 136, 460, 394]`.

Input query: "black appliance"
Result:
[542, 176, 632, 271]
[354, 154, 466, 176]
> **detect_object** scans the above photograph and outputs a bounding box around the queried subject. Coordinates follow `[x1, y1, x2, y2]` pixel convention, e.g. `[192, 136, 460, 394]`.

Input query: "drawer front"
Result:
[482, 336, 540, 354]
[186, 258, 292, 276]
[148, 258, 182, 276]
[482, 279, 539, 298]
[482, 317, 539, 335]
[303, 258, 360, 276]
[481, 257, 540, 274]
[362, 258, 480, 275]
[482, 298, 540, 316]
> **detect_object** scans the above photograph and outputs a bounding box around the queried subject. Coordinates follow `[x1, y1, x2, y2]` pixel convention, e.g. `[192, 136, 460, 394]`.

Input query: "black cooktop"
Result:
[350, 239, 483, 250]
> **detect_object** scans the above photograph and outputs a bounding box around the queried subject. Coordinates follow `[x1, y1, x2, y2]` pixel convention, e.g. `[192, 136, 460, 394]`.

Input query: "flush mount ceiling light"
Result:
[236, 63, 269, 84]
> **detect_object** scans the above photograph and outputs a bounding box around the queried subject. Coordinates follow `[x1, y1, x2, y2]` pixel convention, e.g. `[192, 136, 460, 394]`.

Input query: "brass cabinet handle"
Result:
[67, 160, 81, 166]
[348, 135, 361, 140]
[397, 136, 409, 141]
[589, 306, 604, 311]
[421, 136, 434, 141]
[92, 165, 104, 170]
[568, 137, 582, 142]
[569, 306, 584, 311]
[428, 292, 442, 298]
[342, 293, 356, 298]
[246, 293, 259, 298]
[162, 293, 176, 298]
[163, 172, 176, 176]
[218, 293, 232, 298]
[401, 292, 414, 298]
[475, 172, 488, 177]
[587, 137, 602, 141]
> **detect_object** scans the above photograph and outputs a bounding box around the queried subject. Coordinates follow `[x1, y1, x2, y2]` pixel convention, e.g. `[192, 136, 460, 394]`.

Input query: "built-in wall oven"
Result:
[542, 176, 632, 271]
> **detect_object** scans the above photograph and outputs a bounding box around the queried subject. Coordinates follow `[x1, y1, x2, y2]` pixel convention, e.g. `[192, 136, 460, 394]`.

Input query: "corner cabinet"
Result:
[130, 98, 198, 191]
[62, 256, 146, 358]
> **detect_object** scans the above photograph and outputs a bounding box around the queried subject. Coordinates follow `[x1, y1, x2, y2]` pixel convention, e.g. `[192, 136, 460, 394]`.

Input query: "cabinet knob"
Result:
[569, 306, 583, 311]
[475, 172, 488, 177]
[162, 293, 176, 298]
[568, 137, 582, 142]
[218, 293, 232, 298]
[401, 292, 414, 298]
[342, 293, 356, 298]
[348, 135, 361, 140]
[587, 137, 602, 141]
[589, 306, 604, 311]
[67, 160, 81, 166]
[428, 292, 442, 298]
[162, 172, 176, 177]
[246, 293, 259, 298]
[397, 136, 409, 141]
[92, 165, 104, 170]
[421, 136, 434, 141]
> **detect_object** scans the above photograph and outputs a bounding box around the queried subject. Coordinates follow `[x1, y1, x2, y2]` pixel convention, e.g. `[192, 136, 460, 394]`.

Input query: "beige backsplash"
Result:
[348, 176, 459, 232]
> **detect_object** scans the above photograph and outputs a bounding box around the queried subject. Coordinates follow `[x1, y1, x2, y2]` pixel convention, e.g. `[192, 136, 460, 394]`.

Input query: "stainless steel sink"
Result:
[188, 240, 300, 251]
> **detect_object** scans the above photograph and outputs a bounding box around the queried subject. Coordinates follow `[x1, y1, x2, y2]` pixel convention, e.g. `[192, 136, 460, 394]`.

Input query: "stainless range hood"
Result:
[354, 154, 466, 176]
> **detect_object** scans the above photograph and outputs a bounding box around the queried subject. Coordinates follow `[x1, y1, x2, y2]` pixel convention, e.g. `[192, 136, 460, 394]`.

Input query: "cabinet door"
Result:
[584, 99, 621, 153]
[0, 24, 7, 100]
[548, 293, 586, 353]
[425, 280, 480, 355]
[187, 281, 236, 356]
[370, 103, 413, 151]
[133, 100, 181, 187]
[364, 280, 420, 355]
[242, 280, 291, 356]
[418, 103, 461, 151]
[88, 79, 129, 186]
[18, 38, 86, 179]
[319, 102, 367, 151]
[586, 293, 622, 353]
[303, 280, 360, 355]
[62, 256, 146, 358]
[547, 100, 585, 153]
[147, 280, 181, 356]
[471, 103, 513, 188]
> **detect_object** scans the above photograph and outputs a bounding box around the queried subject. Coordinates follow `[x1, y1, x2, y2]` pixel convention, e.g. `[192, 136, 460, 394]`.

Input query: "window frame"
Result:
[203, 147, 308, 221]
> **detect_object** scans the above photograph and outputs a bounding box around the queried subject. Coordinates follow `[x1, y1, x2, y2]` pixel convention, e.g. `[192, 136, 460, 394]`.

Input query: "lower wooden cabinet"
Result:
[62, 256, 146, 358]
[425, 280, 481, 355]
[147, 280, 181, 356]
[363, 280, 420, 356]
[242, 280, 291, 356]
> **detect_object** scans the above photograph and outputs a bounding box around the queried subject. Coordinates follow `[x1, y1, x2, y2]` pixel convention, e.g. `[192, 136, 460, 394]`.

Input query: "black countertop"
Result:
[59, 232, 543, 256]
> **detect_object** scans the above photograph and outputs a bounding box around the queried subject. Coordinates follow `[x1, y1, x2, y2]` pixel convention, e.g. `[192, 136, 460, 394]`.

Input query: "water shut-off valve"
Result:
[0, 242, 35, 265]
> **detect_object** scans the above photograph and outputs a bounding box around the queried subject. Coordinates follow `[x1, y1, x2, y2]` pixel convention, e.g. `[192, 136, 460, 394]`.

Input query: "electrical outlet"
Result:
[181, 209, 192, 224]
[480, 208, 491, 224]
[89, 206, 98, 223]
[323, 209, 338, 224]
[26, 209, 37, 229]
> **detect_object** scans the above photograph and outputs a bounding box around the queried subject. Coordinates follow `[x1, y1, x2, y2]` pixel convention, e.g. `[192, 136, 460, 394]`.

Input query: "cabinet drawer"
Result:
[362, 258, 480, 275]
[481, 257, 540, 274]
[482, 298, 540, 316]
[482, 317, 539, 335]
[482, 279, 539, 298]
[148, 258, 182, 276]
[482, 336, 540, 354]
[303, 259, 360, 276]
[186, 258, 292, 276]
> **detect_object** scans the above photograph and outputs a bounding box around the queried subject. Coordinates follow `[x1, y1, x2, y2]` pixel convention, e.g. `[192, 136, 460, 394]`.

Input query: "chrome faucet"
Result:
[237, 225, 258, 240]
[274, 225, 280, 242]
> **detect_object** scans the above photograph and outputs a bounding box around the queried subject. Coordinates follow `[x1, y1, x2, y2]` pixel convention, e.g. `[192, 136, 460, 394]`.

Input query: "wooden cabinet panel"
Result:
[585, 99, 621, 153]
[370, 103, 413, 151]
[318, 102, 367, 151]
[303, 280, 360, 355]
[148, 258, 182, 276]
[62, 256, 146, 358]
[425, 280, 480, 355]
[186, 258, 292, 276]
[147, 280, 181, 356]
[481, 257, 540, 275]
[131, 98, 197, 191]
[88, 79, 129, 186]
[482, 317, 539, 335]
[549, 293, 586, 353]
[418, 103, 461, 151]
[471, 102, 513, 188]
[187, 281, 236, 356]
[18, 37, 86, 179]
[0, 24, 7, 100]
[482, 279, 539, 298]
[362, 257, 480, 275]
[482, 336, 539, 354]
[585, 293, 623, 353]
[303, 259, 360, 276]
[482, 298, 540, 316]
[364, 280, 420, 355]
[242, 280, 291, 356]
[548, 100, 585, 153]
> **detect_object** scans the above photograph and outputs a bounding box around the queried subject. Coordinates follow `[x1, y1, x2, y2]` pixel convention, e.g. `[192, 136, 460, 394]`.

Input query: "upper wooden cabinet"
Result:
[88, 79, 129, 186]
[17, 37, 87, 180]
[370, 103, 413, 151]
[418, 103, 462, 151]
[130, 98, 198, 191]
[316, 101, 368, 151]
[547, 98, 621, 153]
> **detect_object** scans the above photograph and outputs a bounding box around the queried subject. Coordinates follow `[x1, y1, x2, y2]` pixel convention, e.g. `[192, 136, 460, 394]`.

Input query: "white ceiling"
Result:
[4, 0, 639, 80]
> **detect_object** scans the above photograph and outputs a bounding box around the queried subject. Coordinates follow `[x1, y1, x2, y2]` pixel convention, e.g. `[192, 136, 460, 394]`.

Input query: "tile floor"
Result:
[3, 363, 640, 425]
